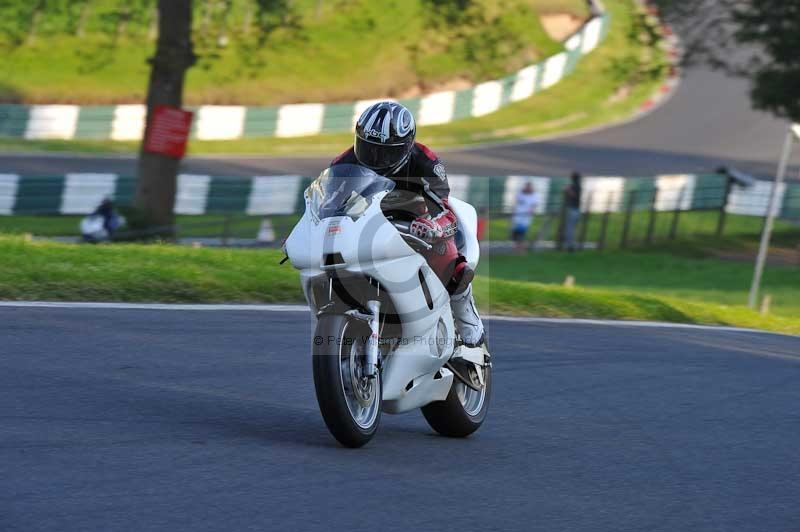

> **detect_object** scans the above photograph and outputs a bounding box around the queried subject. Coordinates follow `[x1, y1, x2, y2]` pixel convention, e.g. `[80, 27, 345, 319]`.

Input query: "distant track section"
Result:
[0, 16, 609, 141]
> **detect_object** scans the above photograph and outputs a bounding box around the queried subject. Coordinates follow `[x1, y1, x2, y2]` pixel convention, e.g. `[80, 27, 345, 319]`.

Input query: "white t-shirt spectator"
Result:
[512, 190, 540, 229]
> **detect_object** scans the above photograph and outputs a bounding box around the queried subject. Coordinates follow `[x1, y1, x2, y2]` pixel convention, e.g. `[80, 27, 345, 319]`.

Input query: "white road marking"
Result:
[485, 315, 793, 338]
[0, 301, 793, 338]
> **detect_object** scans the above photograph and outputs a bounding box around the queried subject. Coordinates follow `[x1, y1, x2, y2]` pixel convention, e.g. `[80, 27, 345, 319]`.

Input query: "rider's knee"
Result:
[446, 256, 474, 295]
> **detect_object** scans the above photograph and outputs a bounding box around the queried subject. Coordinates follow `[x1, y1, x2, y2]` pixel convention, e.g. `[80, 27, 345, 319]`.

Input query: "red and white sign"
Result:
[144, 105, 193, 158]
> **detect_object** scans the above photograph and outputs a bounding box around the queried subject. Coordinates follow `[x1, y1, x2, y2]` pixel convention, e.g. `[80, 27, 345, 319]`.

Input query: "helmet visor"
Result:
[354, 137, 410, 172]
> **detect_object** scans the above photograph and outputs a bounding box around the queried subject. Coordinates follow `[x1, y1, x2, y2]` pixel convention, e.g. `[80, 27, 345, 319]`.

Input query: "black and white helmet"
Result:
[354, 101, 416, 175]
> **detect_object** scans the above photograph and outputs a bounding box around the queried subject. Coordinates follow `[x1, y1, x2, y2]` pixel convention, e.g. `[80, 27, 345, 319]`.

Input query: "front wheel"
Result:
[313, 314, 381, 448]
[421, 359, 491, 437]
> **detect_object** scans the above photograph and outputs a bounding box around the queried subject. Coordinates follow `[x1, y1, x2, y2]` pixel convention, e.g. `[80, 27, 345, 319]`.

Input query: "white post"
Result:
[748, 125, 796, 308]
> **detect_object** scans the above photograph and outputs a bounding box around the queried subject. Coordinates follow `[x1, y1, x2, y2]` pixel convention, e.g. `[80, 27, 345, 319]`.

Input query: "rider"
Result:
[331, 101, 485, 347]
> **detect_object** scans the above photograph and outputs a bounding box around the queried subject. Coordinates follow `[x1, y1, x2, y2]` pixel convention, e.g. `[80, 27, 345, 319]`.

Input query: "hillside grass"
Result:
[0, 235, 797, 334]
[0, 0, 584, 105]
[180, 0, 668, 152]
[0, 0, 668, 155]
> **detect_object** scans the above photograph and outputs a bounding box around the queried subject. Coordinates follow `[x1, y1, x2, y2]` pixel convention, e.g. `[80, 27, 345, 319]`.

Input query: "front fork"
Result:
[345, 299, 381, 378]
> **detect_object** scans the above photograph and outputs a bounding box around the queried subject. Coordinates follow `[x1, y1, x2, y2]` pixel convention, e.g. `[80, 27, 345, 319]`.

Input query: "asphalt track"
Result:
[1, 63, 799, 179]
[3, 306, 800, 531]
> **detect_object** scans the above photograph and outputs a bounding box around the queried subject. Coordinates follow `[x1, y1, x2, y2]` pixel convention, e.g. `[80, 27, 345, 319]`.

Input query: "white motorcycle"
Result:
[285, 164, 491, 447]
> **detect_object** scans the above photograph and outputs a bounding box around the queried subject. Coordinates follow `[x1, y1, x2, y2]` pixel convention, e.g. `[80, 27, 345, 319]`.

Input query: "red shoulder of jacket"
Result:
[416, 142, 439, 162]
[332, 146, 355, 165]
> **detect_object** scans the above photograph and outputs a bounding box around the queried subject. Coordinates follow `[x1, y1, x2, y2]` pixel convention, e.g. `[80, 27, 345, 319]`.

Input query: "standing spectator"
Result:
[510, 182, 540, 253]
[562, 172, 582, 252]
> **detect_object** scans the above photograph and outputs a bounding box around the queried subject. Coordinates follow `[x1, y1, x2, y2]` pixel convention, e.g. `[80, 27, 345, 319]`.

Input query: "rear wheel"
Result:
[313, 314, 381, 448]
[421, 359, 491, 437]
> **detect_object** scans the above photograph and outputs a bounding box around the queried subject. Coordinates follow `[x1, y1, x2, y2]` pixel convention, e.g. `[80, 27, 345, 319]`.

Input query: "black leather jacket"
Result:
[332, 142, 450, 214]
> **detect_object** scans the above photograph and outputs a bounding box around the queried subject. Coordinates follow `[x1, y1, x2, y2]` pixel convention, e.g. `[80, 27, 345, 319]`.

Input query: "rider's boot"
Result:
[449, 279, 486, 348]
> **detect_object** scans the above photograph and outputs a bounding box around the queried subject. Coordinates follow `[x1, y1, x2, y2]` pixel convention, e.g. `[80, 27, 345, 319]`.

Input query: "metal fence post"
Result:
[555, 202, 567, 251]
[533, 214, 553, 251]
[620, 190, 637, 249]
[646, 186, 658, 244]
[716, 176, 733, 237]
[598, 192, 613, 250]
[669, 186, 685, 240]
[749, 125, 795, 308]
[578, 192, 592, 250]
[222, 214, 232, 246]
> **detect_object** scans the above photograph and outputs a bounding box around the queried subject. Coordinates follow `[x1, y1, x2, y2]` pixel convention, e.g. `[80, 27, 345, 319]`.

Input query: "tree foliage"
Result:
[653, 0, 800, 122]
[0, 1, 300, 50]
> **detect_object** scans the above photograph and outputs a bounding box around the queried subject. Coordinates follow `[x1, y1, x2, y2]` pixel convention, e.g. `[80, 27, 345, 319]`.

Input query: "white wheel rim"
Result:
[455, 366, 486, 417]
[338, 322, 380, 429]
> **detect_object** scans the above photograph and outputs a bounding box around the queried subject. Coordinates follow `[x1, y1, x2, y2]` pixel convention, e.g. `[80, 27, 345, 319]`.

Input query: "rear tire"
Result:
[313, 314, 381, 448]
[421, 360, 491, 438]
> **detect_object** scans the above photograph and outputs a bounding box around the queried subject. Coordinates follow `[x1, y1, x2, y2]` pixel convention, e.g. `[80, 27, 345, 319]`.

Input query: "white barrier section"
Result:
[564, 33, 582, 51]
[247, 175, 301, 215]
[655, 174, 696, 211]
[60, 173, 118, 214]
[195, 106, 246, 140]
[727, 180, 787, 216]
[503, 176, 551, 214]
[447, 175, 471, 202]
[24, 105, 79, 140]
[540, 52, 568, 90]
[0, 174, 19, 215]
[581, 17, 603, 53]
[471, 81, 503, 117]
[510, 65, 538, 102]
[175, 174, 211, 215]
[275, 104, 325, 138]
[581, 177, 625, 212]
[417, 91, 456, 126]
[111, 105, 147, 141]
[4, 14, 609, 141]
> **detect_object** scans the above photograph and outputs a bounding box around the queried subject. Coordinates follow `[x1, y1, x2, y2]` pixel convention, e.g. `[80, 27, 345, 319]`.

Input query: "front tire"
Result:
[313, 314, 381, 448]
[421, 360, 491, 437]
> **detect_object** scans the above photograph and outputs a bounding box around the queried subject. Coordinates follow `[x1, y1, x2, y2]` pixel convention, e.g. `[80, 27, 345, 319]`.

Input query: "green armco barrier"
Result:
[620, 177, 657, 209]
[12, 176, 65, 215]
[691, 174, 728, 210]
[781, 183, 800, 218]
[2, 173, 797, 222]
[0, 14, 611, 141]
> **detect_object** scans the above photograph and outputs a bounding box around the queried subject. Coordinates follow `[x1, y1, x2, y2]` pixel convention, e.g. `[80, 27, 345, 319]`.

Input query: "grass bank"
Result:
[2, 211, 794, 249]
[482, 210, 800, 247]
[1, 0, 583, 105]
[0, 0, 668, 155]
[1, 235, 797, 334]
[478, 250, 800, 319]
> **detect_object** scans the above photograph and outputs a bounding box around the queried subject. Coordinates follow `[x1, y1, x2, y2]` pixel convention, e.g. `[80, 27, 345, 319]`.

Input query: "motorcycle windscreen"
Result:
[309, 164, 395, 220]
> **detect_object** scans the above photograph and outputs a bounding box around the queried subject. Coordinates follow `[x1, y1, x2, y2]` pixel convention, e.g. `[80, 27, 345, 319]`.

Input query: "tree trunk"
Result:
[134, 0, 196, 235]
